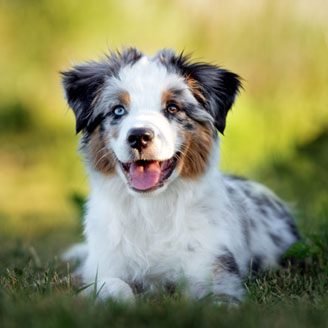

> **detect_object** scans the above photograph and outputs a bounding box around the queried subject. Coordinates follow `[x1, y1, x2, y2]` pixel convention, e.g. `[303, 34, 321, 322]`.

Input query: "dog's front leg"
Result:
[211, 270, 245, 305]
[94, 277, 135, 302]
[187, 252, 245, 304]
[187, 275, 244, 305]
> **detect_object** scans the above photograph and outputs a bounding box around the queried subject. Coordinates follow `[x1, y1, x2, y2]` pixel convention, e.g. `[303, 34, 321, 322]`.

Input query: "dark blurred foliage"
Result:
[259, 127, 328, 228]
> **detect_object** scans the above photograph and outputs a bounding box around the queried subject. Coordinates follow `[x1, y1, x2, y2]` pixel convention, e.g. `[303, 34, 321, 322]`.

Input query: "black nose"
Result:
[127, 128, 155, 151]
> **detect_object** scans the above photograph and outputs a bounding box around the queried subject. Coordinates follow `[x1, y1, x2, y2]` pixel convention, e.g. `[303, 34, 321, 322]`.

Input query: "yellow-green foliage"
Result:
[0, 0, 327, 238]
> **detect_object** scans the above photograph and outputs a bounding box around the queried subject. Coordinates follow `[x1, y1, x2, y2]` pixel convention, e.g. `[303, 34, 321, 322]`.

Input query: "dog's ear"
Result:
[190, 64, 241, 134]
[61, 61, 109, 133]
[61, 48, 143, 133]
[168, 53, 242, 134]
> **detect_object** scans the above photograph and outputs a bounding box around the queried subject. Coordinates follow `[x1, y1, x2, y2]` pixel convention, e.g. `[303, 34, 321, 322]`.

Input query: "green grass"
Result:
[0, 237, 327, 328]
[1, 129, 328, 328]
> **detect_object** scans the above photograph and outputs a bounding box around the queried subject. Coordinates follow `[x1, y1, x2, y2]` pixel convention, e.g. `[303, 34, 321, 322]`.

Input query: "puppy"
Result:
[61, 48, 299, 303]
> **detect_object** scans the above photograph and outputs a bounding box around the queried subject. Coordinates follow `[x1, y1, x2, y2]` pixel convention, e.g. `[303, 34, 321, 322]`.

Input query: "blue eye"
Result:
[113, 105, 126, 117]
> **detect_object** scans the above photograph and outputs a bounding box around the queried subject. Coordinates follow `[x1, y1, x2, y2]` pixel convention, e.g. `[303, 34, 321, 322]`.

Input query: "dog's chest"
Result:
[93, 196, 221, 280]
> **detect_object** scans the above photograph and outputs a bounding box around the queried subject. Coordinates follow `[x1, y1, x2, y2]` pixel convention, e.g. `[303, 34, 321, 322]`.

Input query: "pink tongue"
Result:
[129, 161, 161, 191]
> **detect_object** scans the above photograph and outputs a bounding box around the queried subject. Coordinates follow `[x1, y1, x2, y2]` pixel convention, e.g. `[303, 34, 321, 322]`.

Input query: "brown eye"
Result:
[166, 103, 179, 114]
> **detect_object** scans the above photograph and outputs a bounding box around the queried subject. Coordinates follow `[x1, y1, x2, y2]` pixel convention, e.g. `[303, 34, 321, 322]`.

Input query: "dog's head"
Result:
[62, 48, 241, 194]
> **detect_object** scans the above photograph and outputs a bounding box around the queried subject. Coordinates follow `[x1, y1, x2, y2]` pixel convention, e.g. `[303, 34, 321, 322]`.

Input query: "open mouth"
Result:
[120, 156, 178, 192]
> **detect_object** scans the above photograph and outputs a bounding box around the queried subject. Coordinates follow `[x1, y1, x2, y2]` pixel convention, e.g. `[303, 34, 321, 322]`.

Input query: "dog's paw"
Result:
[97, 278, 135, 303]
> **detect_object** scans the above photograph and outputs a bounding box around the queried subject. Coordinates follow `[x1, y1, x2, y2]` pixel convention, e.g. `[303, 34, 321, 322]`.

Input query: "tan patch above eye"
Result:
[87, 127, 116, 175]
[118, 91, 131, 107]
[161, 89, 174, 106]
[178, 123, 213, 179]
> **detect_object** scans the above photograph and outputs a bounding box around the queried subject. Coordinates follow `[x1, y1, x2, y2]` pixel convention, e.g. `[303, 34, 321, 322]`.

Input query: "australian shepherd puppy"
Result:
[62, 48, 299, 303]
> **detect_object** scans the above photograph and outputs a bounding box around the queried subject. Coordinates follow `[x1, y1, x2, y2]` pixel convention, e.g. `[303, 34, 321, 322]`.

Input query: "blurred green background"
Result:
[0, 0, 327, 242]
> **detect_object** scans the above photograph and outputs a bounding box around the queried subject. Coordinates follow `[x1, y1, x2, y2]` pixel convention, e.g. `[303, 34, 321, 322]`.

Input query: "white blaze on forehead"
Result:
[117, 55, 188, 112]
[97, 54, 197, 118]
[107, 55, 190, 162]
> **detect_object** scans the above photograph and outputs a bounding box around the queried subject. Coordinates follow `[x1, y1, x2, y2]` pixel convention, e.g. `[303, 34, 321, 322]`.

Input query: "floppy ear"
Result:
[191, 65, 241, 134]
[168, 53, 242, 134]
[61, 48, 143, 133]
[61, 61, 109, 133]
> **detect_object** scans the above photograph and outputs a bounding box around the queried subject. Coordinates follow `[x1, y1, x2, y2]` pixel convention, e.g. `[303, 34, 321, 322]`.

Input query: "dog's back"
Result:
[223, 175, 299, 272]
